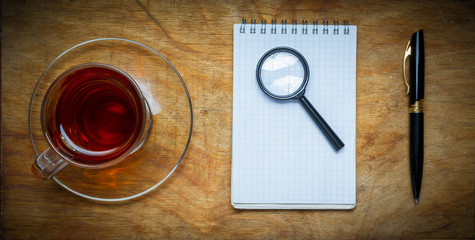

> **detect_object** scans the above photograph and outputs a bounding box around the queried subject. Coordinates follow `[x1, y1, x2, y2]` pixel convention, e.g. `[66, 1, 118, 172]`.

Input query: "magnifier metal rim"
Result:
[256, 47, 310, 100]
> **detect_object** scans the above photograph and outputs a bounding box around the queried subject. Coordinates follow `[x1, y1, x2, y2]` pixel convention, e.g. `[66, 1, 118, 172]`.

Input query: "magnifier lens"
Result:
[260, 51, 305, 97]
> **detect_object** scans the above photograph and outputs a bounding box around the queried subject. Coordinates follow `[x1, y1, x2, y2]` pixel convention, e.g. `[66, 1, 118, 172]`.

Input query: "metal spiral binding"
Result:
[313, 21, 318, 34]
[240, 18, 246, 33]
[260, 20, 266, 34]
[302, 20, 308, 34]
[250, 19, 256, 34]
[323, 20, 329, 34]
[281, 20, 287, 34]
[239, 18, 349, 35]
[271, 20, 276, 34]
[333, 20, 339, 34]
[343, 20, 350, 35]
[291, 20, 297, 34]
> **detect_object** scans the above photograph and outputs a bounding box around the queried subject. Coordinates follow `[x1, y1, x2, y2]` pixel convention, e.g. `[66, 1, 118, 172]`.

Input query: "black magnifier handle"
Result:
[299, 96, 345, 151]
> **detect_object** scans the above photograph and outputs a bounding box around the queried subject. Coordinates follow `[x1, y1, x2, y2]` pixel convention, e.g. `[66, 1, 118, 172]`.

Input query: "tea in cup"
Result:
[33, 63, 151, 179]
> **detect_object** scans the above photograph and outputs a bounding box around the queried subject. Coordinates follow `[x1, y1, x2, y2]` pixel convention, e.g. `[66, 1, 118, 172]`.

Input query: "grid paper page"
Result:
[232, 23, 357, 209]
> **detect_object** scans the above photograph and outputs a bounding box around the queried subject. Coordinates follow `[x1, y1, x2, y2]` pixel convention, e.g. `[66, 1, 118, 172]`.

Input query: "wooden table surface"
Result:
[2, 0, 474, 239]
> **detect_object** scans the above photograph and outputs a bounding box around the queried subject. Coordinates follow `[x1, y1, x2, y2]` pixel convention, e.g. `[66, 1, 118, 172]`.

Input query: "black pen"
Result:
[404, 29, 424, 204]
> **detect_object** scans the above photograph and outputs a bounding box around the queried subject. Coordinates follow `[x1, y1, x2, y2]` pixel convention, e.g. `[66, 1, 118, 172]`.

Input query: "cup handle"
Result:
[32, 148, 69, 179]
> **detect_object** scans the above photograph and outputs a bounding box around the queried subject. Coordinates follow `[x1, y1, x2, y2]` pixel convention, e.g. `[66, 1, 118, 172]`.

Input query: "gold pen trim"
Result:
[409, 100, 423, 113]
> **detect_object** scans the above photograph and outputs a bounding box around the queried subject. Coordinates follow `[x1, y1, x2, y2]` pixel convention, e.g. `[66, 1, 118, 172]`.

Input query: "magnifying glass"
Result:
[256, 47, 345, 151]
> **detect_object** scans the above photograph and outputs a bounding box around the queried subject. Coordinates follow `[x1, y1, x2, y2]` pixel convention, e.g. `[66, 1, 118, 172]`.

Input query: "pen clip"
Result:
[403, 40, 411, 95]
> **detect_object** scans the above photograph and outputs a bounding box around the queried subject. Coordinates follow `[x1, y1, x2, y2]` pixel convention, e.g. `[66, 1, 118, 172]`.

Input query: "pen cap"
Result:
[410, 29, 424, 102]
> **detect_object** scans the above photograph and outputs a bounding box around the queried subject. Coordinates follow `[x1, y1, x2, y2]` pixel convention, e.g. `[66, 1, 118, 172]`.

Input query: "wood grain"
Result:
[2, 0, 474, 239]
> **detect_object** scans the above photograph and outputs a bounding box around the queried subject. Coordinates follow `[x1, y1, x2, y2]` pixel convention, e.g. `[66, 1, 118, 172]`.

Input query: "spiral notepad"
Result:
[232, 19, 357, 209]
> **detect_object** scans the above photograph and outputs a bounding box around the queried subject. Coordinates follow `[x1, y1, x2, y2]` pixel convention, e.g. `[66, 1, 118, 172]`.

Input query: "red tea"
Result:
[42, 64, 145, 166]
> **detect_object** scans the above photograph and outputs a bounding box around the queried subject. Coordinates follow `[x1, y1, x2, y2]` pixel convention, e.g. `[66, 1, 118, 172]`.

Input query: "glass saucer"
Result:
[29, 38, 193, 201]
